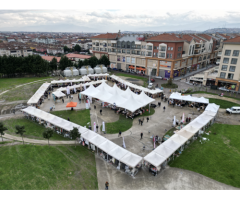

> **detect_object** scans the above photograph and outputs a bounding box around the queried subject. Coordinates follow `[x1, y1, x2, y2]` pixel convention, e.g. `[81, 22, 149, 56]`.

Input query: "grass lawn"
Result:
[104, 107, 155, 134]
[3, 118, 70, 141]
[0, 77, 51, 93]
[0, 82, 46, 102]
[0, 145, 98, 189]
[208, 98, 240, 109]
[169, 123, 240, 188]
[51, 110, 91, 128]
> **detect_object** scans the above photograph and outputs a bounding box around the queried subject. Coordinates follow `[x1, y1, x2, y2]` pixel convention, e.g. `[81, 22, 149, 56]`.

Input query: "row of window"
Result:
[221, 65, 236, 72]
[220, 72, 234, 79]
[224, 50, 239, 57]
[223, 57, 238, 64]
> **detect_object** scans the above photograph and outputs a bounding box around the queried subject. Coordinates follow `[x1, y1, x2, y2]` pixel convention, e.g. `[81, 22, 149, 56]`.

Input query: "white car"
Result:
[218, 87, 230, 92]
[226, 106, 240, 114]
[148, 83, 153, 89]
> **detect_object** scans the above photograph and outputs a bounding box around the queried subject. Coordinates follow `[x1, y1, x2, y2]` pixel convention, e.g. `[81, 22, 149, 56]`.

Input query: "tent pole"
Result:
[149, 103, 150, 113]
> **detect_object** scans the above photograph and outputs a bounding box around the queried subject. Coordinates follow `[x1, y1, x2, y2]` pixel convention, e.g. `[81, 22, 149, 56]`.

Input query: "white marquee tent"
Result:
[169, 92, 209, 104]
[205, 103, 220, 113]
[51, 76, 90, 84]
[27, 83, 51, 105]
[52, 91, 66, 98]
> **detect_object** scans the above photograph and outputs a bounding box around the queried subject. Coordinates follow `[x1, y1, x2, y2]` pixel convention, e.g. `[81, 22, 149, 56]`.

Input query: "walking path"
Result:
[193, 93, 240, 104]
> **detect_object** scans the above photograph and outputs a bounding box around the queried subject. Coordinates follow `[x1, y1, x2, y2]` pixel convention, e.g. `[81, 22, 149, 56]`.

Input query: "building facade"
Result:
[215, 37, 240, 92]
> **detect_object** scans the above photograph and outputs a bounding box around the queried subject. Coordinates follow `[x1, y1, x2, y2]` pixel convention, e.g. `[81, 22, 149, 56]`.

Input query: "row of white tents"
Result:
[169, 92, 209, 104]
[21, 106, 142, 169]
[143, 103, 220, 168]
[27, 83, 51, 105]
[81, 81, 155, 112]
[51, 76, 91, 84]
[110, 75, 163, 95]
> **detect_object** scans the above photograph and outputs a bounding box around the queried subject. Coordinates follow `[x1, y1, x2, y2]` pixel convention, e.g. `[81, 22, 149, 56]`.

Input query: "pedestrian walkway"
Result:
[3, 133, 75, 145]
[193, 93, 240, 104]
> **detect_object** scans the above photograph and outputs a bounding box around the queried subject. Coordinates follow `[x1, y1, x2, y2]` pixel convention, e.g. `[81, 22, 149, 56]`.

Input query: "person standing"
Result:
[147, 117, 149, 122]
[68, 117, 70, 121]
[118, 131, 122, 137]
[189, 117, 191, 122]
[96, 124, 99, 132]
[158, 102, 161, 107]
[94, 105, 96, 109]
[140, 132, 143, 140]
[138, 118, 141, 125]
[163, 106, 165, 112]
[140, 120, 143, 126]
[100, 109, 102, 115]
[105, 182, 109, 190]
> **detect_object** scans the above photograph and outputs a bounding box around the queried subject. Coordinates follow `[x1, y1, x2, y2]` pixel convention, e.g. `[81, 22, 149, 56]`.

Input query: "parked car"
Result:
[148, 83, 153, 89]
[150, 103, 157, 108]
[218, 87, 230, 92]
[112, 68, 118, 71]
[151, 78, 155, 82]
[118, 69, 124, 72]
[226, 106, 240, 114]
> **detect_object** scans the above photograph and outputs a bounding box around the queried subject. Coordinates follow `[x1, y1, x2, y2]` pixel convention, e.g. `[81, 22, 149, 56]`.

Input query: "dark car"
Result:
[118, 69, 124, 72]
[150, 103, 157, 108]
[112, 68, 118, 71]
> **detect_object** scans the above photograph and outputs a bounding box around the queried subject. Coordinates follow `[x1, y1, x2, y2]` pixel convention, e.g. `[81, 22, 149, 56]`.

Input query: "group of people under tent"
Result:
[109, 77, 162, 98]
[22, 111, 72, 139]
[29, 87, 53, 109]
[168, 99, 208, 110]
[51, 81, 91, 88]
[79, 137, 142, 177]
[88, 76, 108, 81]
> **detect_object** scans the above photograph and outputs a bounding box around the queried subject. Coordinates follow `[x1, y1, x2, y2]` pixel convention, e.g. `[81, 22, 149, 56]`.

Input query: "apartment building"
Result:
[0, 43, 33, 57]
[32, 36, 56, 44]
[215, 37, 240, 92]
[47, 47, 64, 55]
[91, 31, 220, 78]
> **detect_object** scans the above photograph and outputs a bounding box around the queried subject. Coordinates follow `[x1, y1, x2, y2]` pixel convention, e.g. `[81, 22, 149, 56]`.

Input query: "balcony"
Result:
[112, 49, 116, 53]
[135, 45, 141, 49]
[121, 45, 126, 48]
[195, 45, 201, 49]
[217, 52, 222, 56]
[111, 44, 116, 48]
[96, 43, 99, 46]
[160, 48, 166, 51]
[147, 47, 152, 51]
[146, 52, 152, 57]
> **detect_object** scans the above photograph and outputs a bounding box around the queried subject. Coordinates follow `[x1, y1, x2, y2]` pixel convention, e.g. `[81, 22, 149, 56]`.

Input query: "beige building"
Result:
[215, 37, 240, 91]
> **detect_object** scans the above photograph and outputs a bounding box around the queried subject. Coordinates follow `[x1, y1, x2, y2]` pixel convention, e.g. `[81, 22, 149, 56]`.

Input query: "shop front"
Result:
[216, 79, 239, 91]
[165, 70, 179, 79]
[190, 64, 197, 72]
[127, 65, 135, 72]
[136, 66, 146, 75]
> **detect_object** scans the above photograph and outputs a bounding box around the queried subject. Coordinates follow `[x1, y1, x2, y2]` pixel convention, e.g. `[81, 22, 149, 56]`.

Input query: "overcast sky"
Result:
[1, 9, 240, 32]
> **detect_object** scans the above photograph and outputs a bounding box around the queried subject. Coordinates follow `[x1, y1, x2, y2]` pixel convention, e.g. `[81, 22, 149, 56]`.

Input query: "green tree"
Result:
[59, 56, 69, 71]
[64, 46, 70, 53]
[98, 54, 110, 67]
[49, 57, 58, 72]
[0, 122, 8, 142]
[78, 60, 83, 68]
[43, 128, 54, 145]
[83, 59, 89, 66]
[74, 44, 81, 52]
[15, 125, 26, 145]
[88, 56, 98, 68]
[70, 127, 79, 148]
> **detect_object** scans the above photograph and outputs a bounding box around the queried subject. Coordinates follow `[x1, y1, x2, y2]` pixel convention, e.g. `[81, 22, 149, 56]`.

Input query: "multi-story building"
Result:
[91, 32, 221, 78]
[215, 36, 240, 92]
[47, 47, 64, 55]
[0, 43, 33, 57]
[32, 36, 56, 44]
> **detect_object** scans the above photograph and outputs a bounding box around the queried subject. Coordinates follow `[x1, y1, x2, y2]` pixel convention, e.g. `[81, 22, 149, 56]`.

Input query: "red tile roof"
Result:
[223, 36, 240, 44]
[198, 34, 212, 41]
[189, 34, 206, 42]
[180, 34, 194, 42]
[66, 53, 91, 59]
[42, 56, 61, 62]
[218, 34, 231, 39]
[91, 33, 118, 40]
[146, 33, 184, 42]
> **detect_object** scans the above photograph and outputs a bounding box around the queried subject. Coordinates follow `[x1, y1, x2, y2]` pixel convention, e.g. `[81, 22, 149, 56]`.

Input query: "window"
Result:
[167, 54, 169, 58]
[171, 47, 173, 50]
[117, 56, 120, 61]
[223, 58, 229, 64]
[231, 58, 237, 64]
[93, 42, 95, 45]
[122, 49, 126, 53]
[178, 47, 182, 51]
[100, 43, 103, 46]
[224, 50, 231, 56]
[156, 53, 158, 57]
[108, 43, 111, 46]
[127, 50, 130, 54]
[177, 53, 181, 58]
[93, 47, 95, 50]
[189, 46, 192, 55]
[220, 72, 226, 78]
[160, 47, 166, 51]
[159, 53, 165, 58]
[153, 53, 155, 56]
[221, 65, 228, 71]
[169, 54, 172, 58]
[131, 57, 135, 64]
[117, 49, 121, 53]
[228, 73, 234, 79]
[229, 66, 236, 72]
[154, 46, 157, 49]
[126, 57, 130, 63]
[203, 56, 206, 60]
[232, 50, 239, 57]
[168, 47, 170, 50]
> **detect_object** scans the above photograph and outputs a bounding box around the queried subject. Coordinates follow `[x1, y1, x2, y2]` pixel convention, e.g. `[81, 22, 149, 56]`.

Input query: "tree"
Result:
[64, 46, 70, 53]
[70, 127, 79, 148]
[167, 78, 173, 85]
[49, 57, 58, 72]
[15, 125, 26, 145]
[83, 59, 89, 66]
[43, 128, 54, 145]
[98, 54, 110, 67]
[88, 56, 99, 68]
[78, 60, 83, 68]
[0, 122, 8, 142]
[59, 56, 69, 71]
[74, 44, 81, 52]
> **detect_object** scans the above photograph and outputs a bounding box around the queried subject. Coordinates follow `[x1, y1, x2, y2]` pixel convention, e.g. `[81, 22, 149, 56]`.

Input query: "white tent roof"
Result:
[51, 76, 90, 84]
[162, 138, 182, 151]
[120, 152, 142, 168]
[87, 73, 109, 77]
[98, 140, 118, 153]
[154, 145, 175, 158]
[89, 134, 107, 147]
[108, 146, 129, 161]
[27, 83, 50, 104]
[80, 84, 99, 97]
[202, 110, 217, 117]
[176, 129, 195, 139]
[170, 93, 209, 104]
[81, 130, 97, 141]
[144, 151, 166, 167]
[205, 103, 220, 113]
[188, 120, 205, 130]
[170, 133, 188, 144]
[52, 91, 66, 97]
